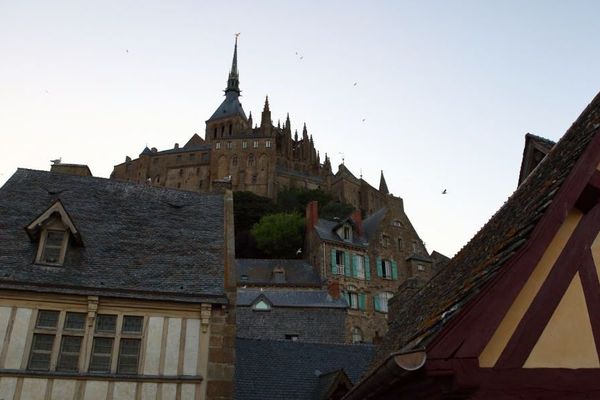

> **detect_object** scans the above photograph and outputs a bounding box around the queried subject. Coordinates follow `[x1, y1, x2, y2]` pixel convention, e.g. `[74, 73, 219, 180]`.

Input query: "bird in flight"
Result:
[353, 82, 357, 86]
[362, 118, 366, 122]
[442, 189, 447, 194]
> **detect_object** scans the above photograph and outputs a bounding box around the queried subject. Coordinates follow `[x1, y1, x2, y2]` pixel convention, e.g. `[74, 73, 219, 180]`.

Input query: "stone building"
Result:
[345, 91, 600, 399]
[0, 169, 236, 400]
[304, 191, 434, 344]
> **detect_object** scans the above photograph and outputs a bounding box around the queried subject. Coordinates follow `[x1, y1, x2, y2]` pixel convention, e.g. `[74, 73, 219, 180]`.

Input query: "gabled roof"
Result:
[236, 258, 322, 286]
[313, 218, 368, 248]
[0, 169, 228, 303]
[235, 338, 374, 400]
[518, 133, 556, 185]
[237, 289, 348, 309]
[372, 91, 600, 366]
[25, 199, 82, 245]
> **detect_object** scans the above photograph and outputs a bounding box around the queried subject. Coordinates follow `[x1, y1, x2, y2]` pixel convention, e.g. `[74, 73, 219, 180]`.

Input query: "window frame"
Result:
[335, 250, 345, 275]
[36, 227, 69, 266]
[382, 259, 392, 279]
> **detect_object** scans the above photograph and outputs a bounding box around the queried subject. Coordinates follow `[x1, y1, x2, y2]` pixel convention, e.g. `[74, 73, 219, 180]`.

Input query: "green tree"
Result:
[320, 201, 356, 220]
[251, 213, 305, 258]
[276, 187, 334, 214]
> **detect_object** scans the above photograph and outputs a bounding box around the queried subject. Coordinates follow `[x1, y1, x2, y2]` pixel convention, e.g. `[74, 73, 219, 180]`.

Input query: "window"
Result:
[351, 327, 363, 344]
[343, 226, 351, 241]
[228, 124, 232, 135]
[90, 314, 143, 374]
[213, 127, 217, 139]
[232, 155, 238, 166]
[392, 220, 403, 228]
[227, 141, 233, 149]
[381, 259, 392, 279]
[381, 234, 390, 248]
[242, 141, 247, 149]
[335, 250, 345, 275]
[215, 142, 221, 150]
[253, 300, 271, 311]
[38, 230, 68, 265]
[374, 292, 394, 313]
[417, 264, 426, 272]
[266, 140, 271, 148]
[251, 175, 258, 184]
[355, 255, 365, 279]
[248, 154, 255, 167]
[28, 310, 86, 372]
[253, 140, 259, 148]
[412, 241, 419, 253]
[345, 286, 366, 311]
[397, 238, 403, 251]
[285, 334, 299, 341]
[179, 169, 183, 177]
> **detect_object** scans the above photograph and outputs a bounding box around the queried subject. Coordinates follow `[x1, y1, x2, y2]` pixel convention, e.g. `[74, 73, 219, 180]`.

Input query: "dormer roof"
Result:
[25, 199, 82, 245]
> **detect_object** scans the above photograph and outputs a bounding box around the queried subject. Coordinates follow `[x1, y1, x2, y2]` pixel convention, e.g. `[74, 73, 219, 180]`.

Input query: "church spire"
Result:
[225, 34, 241, 95]
[379, 170, 389, 194]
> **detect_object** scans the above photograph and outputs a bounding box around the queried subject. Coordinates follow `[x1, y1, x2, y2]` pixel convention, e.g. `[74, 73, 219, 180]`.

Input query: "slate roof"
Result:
[235, 338, 375, 400]
[314, 218, 368, 248]
[0, 169, 228, 303]
[373, 91, 600, 365]
[139, 143, 212, 157]
[236, 258, 322, 286]
[237, 289, 347, 308]
[208, 92, 247, 121]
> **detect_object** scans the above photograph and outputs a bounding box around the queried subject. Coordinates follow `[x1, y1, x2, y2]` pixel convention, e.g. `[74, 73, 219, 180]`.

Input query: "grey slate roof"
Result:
[208, 92, 247, 121]
[236, 258, 322, 286]
[313, 219, 368, 248]
[237, 289, 347, 308]
[0, 169, 227, 303]
[235, 338, 374, 400]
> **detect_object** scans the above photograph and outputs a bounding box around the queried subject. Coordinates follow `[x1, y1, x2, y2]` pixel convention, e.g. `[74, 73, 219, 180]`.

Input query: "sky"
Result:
[1, 1, 600, 257]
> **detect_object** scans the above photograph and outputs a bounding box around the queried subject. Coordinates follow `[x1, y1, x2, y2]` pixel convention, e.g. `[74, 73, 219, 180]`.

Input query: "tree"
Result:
[320, 201, 355, 220]
[276, 187, 333, 214]
[251, 213, 305, 258]
[233, 191, 277, 232]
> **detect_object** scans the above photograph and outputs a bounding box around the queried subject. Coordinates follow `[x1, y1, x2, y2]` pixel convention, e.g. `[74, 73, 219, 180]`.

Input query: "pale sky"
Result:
[2, 1, 600, 257]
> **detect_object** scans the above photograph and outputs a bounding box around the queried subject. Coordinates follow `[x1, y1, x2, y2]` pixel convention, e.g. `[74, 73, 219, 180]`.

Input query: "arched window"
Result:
[352, 327, 363, 344]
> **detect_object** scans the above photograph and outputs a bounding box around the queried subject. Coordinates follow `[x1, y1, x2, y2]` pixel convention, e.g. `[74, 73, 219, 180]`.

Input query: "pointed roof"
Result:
[379, 171, 389, 194]
[207, 37, 247, 122]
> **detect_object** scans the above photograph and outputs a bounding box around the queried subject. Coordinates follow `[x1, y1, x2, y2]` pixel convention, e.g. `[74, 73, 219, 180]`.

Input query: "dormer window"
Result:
[26, 200, 82, 267]
[39, 229, 68, 265]
[253, 299, 271, 311]
[343, 226, 351, 240]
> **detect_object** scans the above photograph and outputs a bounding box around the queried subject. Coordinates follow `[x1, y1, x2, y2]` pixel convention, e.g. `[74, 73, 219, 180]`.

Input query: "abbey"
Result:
[110, 38, 396, 217]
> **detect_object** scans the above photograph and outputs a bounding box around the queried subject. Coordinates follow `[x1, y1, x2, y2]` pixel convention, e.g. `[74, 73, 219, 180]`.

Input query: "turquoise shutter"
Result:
[376, 257, 382, 277]
[391, 260, 398, 280]
[352, 254, 359, 278]
[344, 252, 351, 277]
[373, 294, 380, 312]
[365, 256, 371, 280]
[331, 249, 337, 275]
[358, 293, 366, 311]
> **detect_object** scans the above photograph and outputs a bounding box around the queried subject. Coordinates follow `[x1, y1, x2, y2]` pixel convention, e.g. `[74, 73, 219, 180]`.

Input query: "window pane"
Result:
[36, 311, 59, 329]
[117, 339, 140, 374]
[122, 316, 143, 334]
[95, 314, 117, 333]
[89, 337, 113, 372]
[28, 334, 54, 371]
[57, 336, 82, 371]
[42, 246, 61, 263]
[64, 312, 86, 331]
[46, 231, 65, 247]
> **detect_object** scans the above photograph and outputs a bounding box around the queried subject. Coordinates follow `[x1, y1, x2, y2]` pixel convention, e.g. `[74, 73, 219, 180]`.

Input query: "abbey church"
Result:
[110, 38, 394, 216]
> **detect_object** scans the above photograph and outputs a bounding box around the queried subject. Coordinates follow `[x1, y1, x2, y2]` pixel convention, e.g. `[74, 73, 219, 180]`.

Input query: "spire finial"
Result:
[264, 95, 270, 111]
[225, 34, 241, 95]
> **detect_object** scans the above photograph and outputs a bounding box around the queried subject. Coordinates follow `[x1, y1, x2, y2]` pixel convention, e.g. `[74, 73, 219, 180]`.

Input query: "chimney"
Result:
[306, 201, 319, 232]
[174, 143, 179, 149]
[327, 279, 341, 300]
[351, 208, 363, 236]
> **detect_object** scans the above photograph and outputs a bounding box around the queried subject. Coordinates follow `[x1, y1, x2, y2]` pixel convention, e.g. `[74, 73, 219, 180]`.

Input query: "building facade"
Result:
[0, 169, 237, 400]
